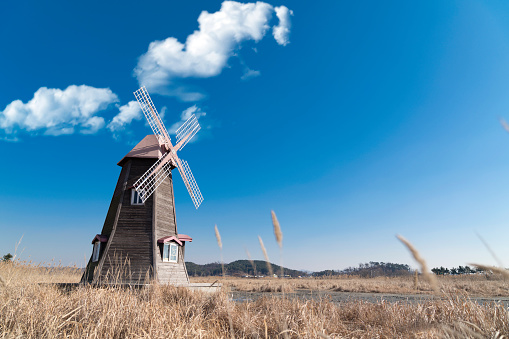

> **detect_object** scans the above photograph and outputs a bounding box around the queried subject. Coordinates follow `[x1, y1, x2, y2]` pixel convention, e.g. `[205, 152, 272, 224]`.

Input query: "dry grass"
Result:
[192, 275, 509, 297]
[1, 262, 509, 338]
[0, 260, 81, 285]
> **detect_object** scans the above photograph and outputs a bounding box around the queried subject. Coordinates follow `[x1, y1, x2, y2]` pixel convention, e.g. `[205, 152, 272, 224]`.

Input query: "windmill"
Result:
[81, 87, 203, 285]
[132, 87, 203, 209]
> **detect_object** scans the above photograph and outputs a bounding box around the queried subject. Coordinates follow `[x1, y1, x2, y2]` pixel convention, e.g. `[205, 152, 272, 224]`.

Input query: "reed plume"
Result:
[469, 263, 509, 279]
[271, 210, 284, 279]
[397, 235, 438, 293]
[258, 236, 273, 276]
[215, 224, 222, 249]
[272, 210, 283, 249]
[215, 224, 234, 339]
[476, 232, 504, 268]
[500, 117, 509, 133]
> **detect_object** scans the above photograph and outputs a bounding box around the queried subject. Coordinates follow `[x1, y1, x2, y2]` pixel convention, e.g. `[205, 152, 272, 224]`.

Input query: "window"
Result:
[162, 243, 178, 263]
[92, 242, 101, 262]
[131, 189, 143, 205]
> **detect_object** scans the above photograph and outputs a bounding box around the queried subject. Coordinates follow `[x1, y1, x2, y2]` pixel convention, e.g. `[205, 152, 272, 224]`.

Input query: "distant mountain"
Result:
[185, 260, 308, 277]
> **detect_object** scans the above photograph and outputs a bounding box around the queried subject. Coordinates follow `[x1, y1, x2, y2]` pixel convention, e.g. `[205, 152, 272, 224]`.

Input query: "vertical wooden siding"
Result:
[153, 170, 190, 285]
[81, 162, 131, 283]
[82, 156, 191, 285]
[97, 158, 155, 284]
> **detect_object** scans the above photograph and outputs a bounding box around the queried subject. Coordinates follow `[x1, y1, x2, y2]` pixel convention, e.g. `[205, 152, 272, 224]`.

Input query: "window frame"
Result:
[162, 242, 178, 263]
[92, 242, 101, 262]
[131, 189, 144, 205]
[169, 243, 178, 262]
[163, 243, 169, 262]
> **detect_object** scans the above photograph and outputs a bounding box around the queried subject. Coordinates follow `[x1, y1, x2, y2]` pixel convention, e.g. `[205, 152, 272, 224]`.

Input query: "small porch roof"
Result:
[157, 234, 193, 246]
[92, 234, 108, 244]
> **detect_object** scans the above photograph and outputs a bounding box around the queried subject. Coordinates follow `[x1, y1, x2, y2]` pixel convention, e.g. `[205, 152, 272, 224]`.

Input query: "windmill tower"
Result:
[81, 87, 203, 285]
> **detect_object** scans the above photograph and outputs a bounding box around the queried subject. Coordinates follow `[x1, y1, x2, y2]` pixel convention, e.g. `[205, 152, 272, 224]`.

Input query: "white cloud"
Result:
[107, 101, 142, 132]
[0, 85, 118, 136]
[168, 105, 207, 135]
[82, 116, 106, 134]
[241, 68, 261, 80]
[273, 6, 293, 46]
[159, 106, 167, 120]
[134, 1, 292, 99]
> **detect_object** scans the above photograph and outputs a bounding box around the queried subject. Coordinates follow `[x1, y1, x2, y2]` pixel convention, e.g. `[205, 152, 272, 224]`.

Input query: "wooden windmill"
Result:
[81, 87, 203, 285]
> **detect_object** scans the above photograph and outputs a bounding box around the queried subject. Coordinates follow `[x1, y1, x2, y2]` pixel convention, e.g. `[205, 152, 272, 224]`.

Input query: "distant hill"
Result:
[186, 260, 413, 278]
[185, 260, 308, 277]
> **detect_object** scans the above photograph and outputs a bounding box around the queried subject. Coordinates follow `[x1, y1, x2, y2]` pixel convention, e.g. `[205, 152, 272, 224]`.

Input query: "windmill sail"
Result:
[133, 86, 203, 208]
[175, 114, 200, 151]
[134, 87, 171, 145]
[133, 151, 173, 203]
[175, 158, 203, 209]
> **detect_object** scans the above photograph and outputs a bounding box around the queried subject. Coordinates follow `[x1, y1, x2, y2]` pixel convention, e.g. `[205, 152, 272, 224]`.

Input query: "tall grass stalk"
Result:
[271, 210, 284, 279]
[214, 224, 234, 339]
[244, 247, 257, 276]
[214, 224, 225, 277]
[469, 263, 509, 279]
[258, 236, 273, 277]
[476, 232, 505, 268]
[271, 211, 289, 338]
[2, 264, 509, 338]
[397, 235, 439, 293]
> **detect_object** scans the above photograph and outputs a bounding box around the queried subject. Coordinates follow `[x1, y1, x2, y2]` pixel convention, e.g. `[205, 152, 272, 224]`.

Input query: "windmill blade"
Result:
[175, 158, 204, 209]
[175, 114, 201, 151]
[133, 151, 173, 202]
[134, 87, 172, 146]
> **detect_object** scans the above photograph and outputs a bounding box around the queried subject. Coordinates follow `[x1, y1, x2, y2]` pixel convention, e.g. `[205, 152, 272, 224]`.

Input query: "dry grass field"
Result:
[191, 274, 509, 297]
[1, 261, 509, 338]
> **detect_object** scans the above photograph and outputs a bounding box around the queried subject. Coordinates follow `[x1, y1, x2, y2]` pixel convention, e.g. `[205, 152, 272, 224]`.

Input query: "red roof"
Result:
[117, 135, 164, 166]
[157, 234, 193, 246]
[92, 234, 108, 244]
[178, 234, 192, 242]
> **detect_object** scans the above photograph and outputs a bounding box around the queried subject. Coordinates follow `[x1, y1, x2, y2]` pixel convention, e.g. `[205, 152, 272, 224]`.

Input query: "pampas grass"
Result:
[500, 117, 509, 133]
[3, 214, 509, 337]
[213, 224, 234, 338]
[397, 235, 439, 293]
[215, 224, 222, 249]
[469, 263, 509, 279]
[271, 210, 284, 280]
[271, 210, 283, 249]
[193, 273, 509, 296]
[258, 236, 273, 277]
[214, 224, 225, 278]
[2, 264, 509, 338]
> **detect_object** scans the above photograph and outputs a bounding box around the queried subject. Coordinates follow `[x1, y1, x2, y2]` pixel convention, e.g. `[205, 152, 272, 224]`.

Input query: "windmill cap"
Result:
[117, 135, 164, 166]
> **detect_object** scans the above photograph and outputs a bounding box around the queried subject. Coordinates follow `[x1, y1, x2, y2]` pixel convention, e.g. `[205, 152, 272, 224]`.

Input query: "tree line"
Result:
[431, 266, 483, 275]
[314, 261, 411, 277]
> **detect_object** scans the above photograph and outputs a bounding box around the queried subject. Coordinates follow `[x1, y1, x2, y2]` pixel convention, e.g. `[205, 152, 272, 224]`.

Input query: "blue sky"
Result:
[2, 0, 509, 272]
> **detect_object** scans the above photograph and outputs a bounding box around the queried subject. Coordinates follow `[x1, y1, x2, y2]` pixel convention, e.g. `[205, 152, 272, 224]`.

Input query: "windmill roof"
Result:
[117, 135, 163, 166]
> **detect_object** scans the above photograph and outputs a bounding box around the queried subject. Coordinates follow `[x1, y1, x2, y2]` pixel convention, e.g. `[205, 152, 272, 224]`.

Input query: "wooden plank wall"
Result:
[81, 163, 131, 283]
[97, 158, 155, 284]
[153, 170, 190, 285]
[82, 157, 191, 285]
